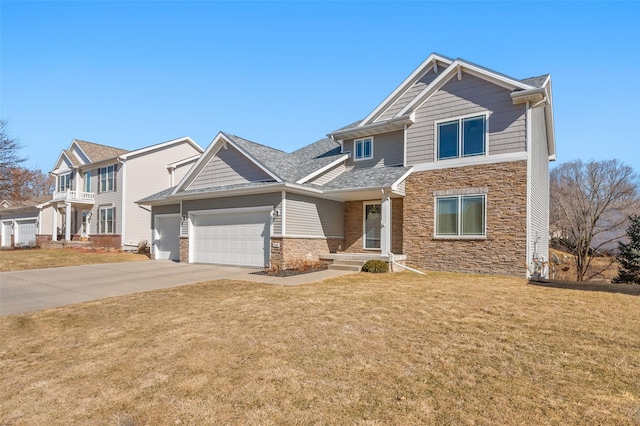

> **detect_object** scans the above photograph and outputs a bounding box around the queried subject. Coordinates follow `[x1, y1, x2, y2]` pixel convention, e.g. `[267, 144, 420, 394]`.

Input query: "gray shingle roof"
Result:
[519, 74, 549, 88]
[321, 166, 412, 191]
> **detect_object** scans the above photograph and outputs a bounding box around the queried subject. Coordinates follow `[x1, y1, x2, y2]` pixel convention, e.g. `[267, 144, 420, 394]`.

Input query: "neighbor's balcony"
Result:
[53, 190, 95, 204]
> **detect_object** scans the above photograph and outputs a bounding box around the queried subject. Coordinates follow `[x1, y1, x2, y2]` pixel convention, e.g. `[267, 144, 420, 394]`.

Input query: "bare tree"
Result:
[0, 119, 27, 199]
[550, 159, 639, 281]
[5, 166, 55, 200]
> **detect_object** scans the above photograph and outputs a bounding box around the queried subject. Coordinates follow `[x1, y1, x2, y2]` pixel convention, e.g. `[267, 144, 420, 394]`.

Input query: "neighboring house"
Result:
[0, 196, 51, 248]
[30, 137, 203, 250]
[139, 53, 555, 277]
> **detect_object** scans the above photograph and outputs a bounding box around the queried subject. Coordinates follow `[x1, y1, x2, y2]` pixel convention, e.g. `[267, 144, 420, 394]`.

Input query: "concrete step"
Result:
[328, 263, 363, 272]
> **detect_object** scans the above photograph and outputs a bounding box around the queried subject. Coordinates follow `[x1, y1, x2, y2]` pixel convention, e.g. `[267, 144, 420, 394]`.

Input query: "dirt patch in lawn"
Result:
[1, 272, 639, 424]
[0, 248, 149, 272]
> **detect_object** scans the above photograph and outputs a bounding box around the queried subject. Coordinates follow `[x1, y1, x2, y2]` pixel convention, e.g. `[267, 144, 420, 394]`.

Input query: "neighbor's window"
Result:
[99, 207, 114, 234]
[436, 194, 486, 237]
[85, 170, 91, 193]
[99, 165, 114, 192]
[354, 137, 373, 161]
[437, 115, 486, 160]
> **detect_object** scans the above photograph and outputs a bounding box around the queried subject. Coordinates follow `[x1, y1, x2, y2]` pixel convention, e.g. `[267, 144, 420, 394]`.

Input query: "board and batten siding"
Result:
[183, 192, 282, 236]
[376, 66, 448, 122]
[405, 72, 526, 166]
[124, 142, 201, 247]
[529, 106, 550, 264]
[345, 130, 404, 169]
[284, 193, 344, 238]
[188, 145, 272, 191]
[310, 163, 346, 186]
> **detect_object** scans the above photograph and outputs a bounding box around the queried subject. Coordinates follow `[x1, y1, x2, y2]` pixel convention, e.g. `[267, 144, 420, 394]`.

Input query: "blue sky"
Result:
[1, 1, 639, 173]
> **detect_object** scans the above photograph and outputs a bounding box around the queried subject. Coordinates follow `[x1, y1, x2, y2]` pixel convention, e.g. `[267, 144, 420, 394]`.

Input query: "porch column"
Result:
[380, 191, 391, 256]
[65, 202, 72, 241]
[52, 207, 58, 241]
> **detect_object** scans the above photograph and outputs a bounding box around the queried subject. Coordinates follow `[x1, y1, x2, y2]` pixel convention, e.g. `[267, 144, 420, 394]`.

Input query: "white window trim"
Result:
[58, 172, 72, 192]
[98, 206, 115, 234]
[433, 194, 487, 239]
[434, 112, 489, 162]
[354, 137, 374, 162]
[362, 200, 382, 251]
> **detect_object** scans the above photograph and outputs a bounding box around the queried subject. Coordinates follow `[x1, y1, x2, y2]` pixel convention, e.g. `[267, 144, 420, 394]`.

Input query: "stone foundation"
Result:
[270, 237, 342, 269]
[87, 234, 122, 249]
[36, 234, 52, 247]
[403, 161, 528, 277]
[179, 237, 189, 263]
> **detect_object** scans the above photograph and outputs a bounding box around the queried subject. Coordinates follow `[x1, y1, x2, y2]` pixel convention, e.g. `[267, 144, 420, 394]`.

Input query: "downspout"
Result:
[389, 252, 425, 275]
[525, 101, 533, 278]
[118, 157, 127, 248]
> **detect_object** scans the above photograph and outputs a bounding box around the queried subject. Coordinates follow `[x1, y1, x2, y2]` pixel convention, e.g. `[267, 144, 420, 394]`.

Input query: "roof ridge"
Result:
[74, 139, 129, 152]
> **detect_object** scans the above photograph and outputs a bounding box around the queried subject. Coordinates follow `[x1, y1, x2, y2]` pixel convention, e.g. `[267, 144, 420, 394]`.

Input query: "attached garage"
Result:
[154, 214, 181, 261]
[15, 219, 37, 247]
[190, 207, 271, 267]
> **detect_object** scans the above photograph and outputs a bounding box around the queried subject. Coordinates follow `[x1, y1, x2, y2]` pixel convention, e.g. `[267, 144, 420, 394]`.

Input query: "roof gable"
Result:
[73, 139, 129, 163]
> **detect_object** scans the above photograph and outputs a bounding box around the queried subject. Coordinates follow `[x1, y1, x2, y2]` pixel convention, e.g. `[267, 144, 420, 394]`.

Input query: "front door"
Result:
[364, 203, 381, 250]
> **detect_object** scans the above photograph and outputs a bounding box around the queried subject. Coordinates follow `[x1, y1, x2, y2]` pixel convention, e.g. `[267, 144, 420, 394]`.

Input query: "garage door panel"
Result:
[16, 220, 37, 247]
[191, 210, 269, 267]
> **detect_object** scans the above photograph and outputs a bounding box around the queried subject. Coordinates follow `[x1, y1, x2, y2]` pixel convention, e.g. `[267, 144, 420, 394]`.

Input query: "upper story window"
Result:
[99, 165, 115, 192]
[85, 170, 91, 193]
[435, 194, 486, 238]
[354, 137, 373, 161]
[437, 114, 486, 161]
[58, 173, 71, 192]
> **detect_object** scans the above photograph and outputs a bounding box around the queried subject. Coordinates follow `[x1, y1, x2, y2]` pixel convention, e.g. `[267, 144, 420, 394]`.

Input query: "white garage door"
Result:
[15, 219, 37, 247]
[191, 209, 270, 267]
[154, 214, 181, 261]
[1, 221, 12, 247]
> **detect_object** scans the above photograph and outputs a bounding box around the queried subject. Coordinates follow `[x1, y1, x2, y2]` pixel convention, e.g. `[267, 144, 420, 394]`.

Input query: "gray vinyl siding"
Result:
[183, 192, 282, 235]
[406, 72, 526, 166]
[311, 163, 346, 186]
[345, 130, 404, 169]
[285, 193, 344, 238]
[188, 145, 272, 190]
[124, 142, 201, 247]
[529, 106, 550, 264]
[396, 181, 406, 195]
[150, 204, 181, 232]
[173, 159, 199, 186]
[89, 162, 124, 235]
[377, 68, 445, 122]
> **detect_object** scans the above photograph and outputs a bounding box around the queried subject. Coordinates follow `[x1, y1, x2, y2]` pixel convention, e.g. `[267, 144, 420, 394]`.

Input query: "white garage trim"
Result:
[188, 206, 273, 267]
[153, 213, 181, 261]
[1, 220, 13, 247]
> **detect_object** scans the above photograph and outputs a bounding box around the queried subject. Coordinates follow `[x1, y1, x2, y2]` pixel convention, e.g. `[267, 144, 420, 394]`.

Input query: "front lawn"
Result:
[1, 272, 639, 424]
[0, 248, 149, 272]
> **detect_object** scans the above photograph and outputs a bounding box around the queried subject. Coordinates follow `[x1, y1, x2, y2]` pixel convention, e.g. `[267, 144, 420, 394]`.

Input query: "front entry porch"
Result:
[319, 252, 407, 272]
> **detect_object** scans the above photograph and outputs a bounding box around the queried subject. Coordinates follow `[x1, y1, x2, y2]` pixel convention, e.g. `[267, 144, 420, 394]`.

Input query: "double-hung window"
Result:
[354, 137, 373, 161]
[435, 194, 486, 237]
[98, 206, 114, 234]
[99, 165, 114, 192]
[85, 170, 91, 193]
[437, 115, 486, 160]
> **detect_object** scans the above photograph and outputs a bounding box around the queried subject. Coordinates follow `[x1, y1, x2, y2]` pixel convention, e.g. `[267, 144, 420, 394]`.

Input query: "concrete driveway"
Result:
[0, 261, 352, 316]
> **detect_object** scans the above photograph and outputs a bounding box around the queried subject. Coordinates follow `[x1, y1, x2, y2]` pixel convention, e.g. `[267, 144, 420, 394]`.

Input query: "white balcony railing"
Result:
[53, 190, 95, 203]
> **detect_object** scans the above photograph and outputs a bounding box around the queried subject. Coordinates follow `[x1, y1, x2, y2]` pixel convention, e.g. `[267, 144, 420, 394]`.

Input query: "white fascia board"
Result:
[390, 167, 414, 191]
[330, 115, 414, 140]
[360, 53, 453, 126]
[120, 136, 203, 160]
[411, 152, 528, 172]
[397, 60, 534, 118]
[295, 155, 349, 184]
[221, 133, 283, 183]
[167, 154, 201, 170]
[543, 80, 556, 160]
[170, 182, 288, 202]
[172, 132, 230, 195]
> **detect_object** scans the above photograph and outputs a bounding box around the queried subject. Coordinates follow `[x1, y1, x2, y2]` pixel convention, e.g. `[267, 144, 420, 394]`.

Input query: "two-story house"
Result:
[139, 53, 555, 277]
[19, 137, 203, 250]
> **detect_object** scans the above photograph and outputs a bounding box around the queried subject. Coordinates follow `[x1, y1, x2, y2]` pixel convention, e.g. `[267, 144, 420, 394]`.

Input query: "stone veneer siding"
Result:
[36, 234, 52, 247]
[87, 234, 122, 249]
[343, 198, 403, 254]
[403, 161, 528, 277]
[270, 237, 342, 269]
[179, 237, 189, 263]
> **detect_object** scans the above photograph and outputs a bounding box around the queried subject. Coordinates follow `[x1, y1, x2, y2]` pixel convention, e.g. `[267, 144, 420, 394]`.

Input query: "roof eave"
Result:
[329, 115, 414, 140]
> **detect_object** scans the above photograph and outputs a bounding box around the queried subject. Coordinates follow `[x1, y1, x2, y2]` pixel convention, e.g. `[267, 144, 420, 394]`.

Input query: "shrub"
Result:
[361, 259, 389, 273]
